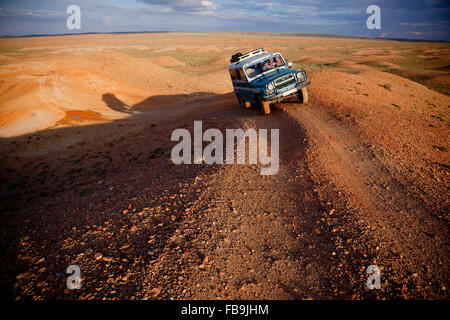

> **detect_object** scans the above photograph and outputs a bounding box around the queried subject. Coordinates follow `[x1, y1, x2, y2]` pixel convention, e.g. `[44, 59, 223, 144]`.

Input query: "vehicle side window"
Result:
[239, 69, 247, 82]
[274, 55, 284, 66]
[235, 69, 241, 81]
[229, 69, 236, 80]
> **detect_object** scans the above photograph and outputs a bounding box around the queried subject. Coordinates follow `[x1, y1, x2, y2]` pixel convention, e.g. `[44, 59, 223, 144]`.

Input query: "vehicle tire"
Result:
[237, 94, 251, 109]
[256, 95, 271, 115]
[236, 94, 243, 107]
[298, 87, 309, 104]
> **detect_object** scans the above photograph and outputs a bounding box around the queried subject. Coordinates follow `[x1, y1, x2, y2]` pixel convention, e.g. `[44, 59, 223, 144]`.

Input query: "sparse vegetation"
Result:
[434, 145, 449, 152]
[380, 83, 392, 91]
[430, 114, 445, 122]
[294, 62, 332, 72]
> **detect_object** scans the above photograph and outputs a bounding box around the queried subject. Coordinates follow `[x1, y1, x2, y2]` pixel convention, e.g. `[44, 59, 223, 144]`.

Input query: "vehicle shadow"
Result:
[101, 91, 298, 116]
[0, 90, 252, 299]
[101, 92, 227, 114]
[0, 89, 307, 299]
[102, 93, 133, 114]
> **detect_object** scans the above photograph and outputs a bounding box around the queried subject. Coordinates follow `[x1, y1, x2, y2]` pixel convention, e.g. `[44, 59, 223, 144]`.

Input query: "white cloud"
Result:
[138, 0, 217, 15]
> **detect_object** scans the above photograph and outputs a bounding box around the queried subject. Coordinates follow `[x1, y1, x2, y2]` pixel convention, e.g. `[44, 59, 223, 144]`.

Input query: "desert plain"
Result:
[0, 32, 449, 299]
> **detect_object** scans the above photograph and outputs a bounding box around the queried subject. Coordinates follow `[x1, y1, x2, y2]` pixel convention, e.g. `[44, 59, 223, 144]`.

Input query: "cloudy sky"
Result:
[0, 0, 448, 40]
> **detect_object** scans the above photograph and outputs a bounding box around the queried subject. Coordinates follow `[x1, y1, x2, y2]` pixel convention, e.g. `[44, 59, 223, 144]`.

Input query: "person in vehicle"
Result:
[245, 56, 284, 78]
[247, 64, 259, 77]
[263, 58, 277, 71]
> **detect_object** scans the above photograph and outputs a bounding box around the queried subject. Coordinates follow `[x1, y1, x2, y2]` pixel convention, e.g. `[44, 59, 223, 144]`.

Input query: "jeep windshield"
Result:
[245, 54, 286, 79]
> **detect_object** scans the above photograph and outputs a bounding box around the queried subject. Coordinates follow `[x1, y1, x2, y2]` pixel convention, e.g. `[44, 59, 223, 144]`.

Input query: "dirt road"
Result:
[1, 83, 448, 300]
[173, 88, 449, 300]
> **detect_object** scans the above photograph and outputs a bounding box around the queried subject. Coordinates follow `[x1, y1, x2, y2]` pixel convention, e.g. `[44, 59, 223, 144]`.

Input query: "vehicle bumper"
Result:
[265, 81, 311, 103]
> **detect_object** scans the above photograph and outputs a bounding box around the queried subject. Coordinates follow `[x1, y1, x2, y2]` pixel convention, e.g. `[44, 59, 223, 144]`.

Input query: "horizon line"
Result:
[1, 30, 449, 43]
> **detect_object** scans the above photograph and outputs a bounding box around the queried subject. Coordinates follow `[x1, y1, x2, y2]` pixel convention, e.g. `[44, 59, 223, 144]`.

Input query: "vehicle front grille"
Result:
[275, 74, 295, 90]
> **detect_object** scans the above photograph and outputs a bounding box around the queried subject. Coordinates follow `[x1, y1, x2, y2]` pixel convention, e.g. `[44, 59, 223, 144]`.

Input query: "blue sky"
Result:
[0, 0, 448, 40]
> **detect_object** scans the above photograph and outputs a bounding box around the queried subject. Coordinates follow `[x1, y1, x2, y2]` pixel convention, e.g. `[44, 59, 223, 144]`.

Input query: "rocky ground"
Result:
[0, 33, 449, 300]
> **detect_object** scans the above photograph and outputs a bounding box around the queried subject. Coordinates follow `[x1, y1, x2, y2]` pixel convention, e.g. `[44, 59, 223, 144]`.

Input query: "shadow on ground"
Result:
[0, 90, 294, 299]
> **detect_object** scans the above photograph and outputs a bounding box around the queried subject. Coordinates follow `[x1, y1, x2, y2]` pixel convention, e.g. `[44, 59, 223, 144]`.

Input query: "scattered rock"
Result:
[94, 253, 103, 260]
[150, 288, 161, 296]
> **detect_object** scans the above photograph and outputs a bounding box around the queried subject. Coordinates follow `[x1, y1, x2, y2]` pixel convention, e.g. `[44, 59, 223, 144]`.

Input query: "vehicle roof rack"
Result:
[230, 48, 265, 63]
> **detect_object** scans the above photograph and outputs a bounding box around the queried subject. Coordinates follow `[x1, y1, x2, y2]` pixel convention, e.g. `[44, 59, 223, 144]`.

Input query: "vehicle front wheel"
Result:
[256, 95, 271, 115]
[298, 87, 309, 104]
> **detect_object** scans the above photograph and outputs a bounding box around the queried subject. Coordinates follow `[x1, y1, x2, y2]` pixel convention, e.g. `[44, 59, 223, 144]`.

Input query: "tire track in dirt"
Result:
[175, 106, 371, 299]
[2, 92, 446, 300]
[278, 99, 449, 298]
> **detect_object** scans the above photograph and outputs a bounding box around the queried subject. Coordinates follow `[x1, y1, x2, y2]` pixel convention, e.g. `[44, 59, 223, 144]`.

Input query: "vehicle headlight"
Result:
[266, 82, 275, 94]
[297, 71, 306, 82]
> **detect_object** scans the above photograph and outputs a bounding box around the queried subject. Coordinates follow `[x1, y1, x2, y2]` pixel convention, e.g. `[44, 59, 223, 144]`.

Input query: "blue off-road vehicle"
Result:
[229, 48, 310, 114]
